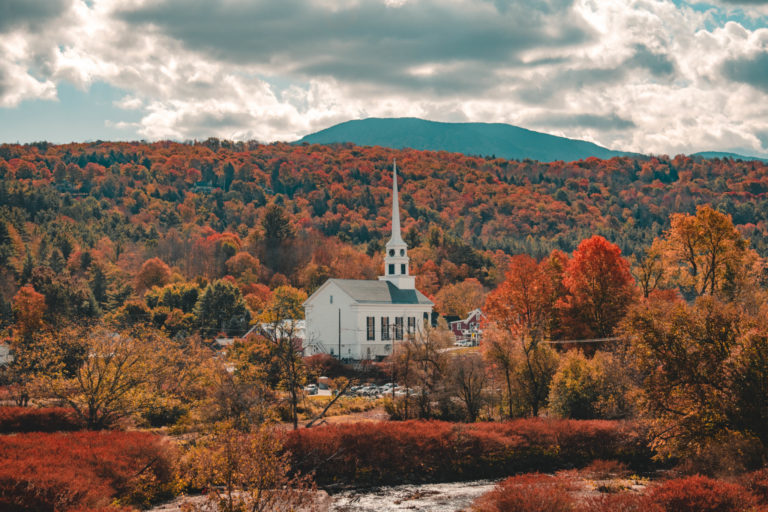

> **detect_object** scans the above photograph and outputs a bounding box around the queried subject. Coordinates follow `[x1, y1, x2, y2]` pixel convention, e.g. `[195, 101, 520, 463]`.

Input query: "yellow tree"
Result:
[258, 285, 308, 430]
[42, 326, 156, 429]
[662, 205, 760, 298]
[434, 278, 486, 318]
[183, 426, 317, 512]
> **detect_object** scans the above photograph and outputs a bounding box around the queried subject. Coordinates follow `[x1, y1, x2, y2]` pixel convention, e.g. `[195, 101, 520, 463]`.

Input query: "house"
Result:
[0, 343, 12, 365]
[217, 321, 306, 348]
[303, 162, 434, 361]
[449, 308, 485, 346]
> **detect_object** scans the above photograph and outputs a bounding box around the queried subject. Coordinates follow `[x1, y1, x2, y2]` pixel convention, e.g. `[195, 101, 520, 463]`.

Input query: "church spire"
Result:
[390, 159, 405, 245]
[379, 159, 415, 289]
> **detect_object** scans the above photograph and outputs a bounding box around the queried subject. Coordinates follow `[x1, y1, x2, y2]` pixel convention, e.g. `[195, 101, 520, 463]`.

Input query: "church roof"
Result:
[325, 279, 433, 305]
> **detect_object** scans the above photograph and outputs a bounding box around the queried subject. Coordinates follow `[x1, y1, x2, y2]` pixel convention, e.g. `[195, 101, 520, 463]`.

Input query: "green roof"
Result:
[329, 279, 433, 305]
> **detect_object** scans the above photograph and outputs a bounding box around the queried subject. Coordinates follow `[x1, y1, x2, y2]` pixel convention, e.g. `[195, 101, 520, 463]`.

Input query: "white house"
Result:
[303, 162, 433, 361]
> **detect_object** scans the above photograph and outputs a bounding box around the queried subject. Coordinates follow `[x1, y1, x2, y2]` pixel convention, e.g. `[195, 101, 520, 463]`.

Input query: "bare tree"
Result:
[448, 352, 488, 422]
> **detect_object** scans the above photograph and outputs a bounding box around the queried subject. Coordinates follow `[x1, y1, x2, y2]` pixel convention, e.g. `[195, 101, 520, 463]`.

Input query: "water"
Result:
[330, 480, 499, 512]
[149, 480, 499, 512]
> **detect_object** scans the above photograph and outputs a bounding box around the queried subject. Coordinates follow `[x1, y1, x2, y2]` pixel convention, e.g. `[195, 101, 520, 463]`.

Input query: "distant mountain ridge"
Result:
[691, 151, 768, 163]
[297, 117, 768, 163]
[296, 117, 639, 163]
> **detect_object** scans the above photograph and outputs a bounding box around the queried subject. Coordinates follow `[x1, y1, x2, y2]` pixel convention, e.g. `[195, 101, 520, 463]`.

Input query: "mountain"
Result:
[296, 117, 638, 162]
[691, 151, 768, 163]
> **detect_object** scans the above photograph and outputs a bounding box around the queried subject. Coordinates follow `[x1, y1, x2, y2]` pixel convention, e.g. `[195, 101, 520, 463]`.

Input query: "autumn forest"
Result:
[3, 140, 768, 511]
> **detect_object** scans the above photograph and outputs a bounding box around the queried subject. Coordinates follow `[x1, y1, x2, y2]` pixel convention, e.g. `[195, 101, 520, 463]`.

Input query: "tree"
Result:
[12, 285, 46, 336]
[42, 326, 156, 429]
[3, 325, 84, 407]
[183, 426, 316, 512]
[559, 235, 636, 339]
[434, 278, 485, 318]
[135, 257, 172, 292]
[546, 350, 632, 420]
[631, 244, 666, 299]
[389, 324, 453, 419]
[660, 205, 759, 299]
[261, 204, 295, 273]
[195, 279, 251, 336]
[484, 254, 558, 417]
[262, 204, 294, 244]
[623, 295, 768, 460]
[258, 285, 308, 430]
[447, 352, 487, 422]
[225, 251, 261, 280]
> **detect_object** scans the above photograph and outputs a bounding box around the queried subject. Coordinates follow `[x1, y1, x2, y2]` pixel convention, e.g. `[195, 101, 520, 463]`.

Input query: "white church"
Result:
[303, 162, 434, 361]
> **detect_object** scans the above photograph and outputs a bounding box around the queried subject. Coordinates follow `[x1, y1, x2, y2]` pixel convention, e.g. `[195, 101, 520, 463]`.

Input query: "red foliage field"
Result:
[472, 473, 768, 512]
[0, 407, 83, 433]
[285, 419, 651, 486]
[0, 431, 176, 511]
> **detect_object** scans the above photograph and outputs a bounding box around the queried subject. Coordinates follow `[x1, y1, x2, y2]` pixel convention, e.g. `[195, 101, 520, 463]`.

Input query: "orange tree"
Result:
[484, 254, 559, 417]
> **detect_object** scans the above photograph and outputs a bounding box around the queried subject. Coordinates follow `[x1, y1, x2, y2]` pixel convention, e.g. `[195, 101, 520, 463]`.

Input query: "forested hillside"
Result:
[1, 139, 767, 334]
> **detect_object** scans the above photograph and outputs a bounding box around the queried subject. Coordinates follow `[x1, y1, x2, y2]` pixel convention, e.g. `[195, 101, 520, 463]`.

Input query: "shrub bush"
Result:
[0, 431, 177, 511]
[0, 406, 82, 433]
[285, 419, 651, 486]
[579, 493, 659, 512]
[472, 473, 577, 512]
[647, 475, 756, 512]
[741, 468, 768, 503]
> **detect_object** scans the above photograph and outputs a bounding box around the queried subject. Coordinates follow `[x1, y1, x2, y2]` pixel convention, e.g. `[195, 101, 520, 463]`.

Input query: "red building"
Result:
[449, 309, 485, 346]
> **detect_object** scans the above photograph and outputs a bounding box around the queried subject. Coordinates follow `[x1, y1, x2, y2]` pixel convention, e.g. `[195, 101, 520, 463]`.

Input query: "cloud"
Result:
[115, 0, 592, 95]
[531, 112, 636, 130]
[0, 0, 72, 33]
[0, 0, 767, 157]
[721, 51, 768, 92]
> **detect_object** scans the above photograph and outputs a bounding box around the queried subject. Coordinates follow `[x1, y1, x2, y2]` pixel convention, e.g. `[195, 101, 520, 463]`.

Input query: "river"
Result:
[150, 480, 499, 512]
[329, 480, 499, 512]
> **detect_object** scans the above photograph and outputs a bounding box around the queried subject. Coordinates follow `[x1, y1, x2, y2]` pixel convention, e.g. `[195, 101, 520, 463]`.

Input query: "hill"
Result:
[297, 118, 638, 162]
[1, 140, 768, 333]
[691, 151, 768, 163]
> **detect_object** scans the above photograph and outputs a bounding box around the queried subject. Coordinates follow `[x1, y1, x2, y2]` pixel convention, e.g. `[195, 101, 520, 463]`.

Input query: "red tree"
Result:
[559, 236, 636, 339]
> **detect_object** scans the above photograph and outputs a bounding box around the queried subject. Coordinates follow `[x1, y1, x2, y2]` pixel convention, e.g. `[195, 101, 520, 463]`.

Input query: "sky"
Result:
[1, 0, 768, 157]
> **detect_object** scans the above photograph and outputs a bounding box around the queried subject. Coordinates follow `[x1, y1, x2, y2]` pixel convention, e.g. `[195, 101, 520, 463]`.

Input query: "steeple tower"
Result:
[379, 160, 415, 290]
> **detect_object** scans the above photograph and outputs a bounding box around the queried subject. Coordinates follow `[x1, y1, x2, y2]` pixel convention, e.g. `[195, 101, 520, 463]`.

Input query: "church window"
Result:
[330, 295, 333, 304]
[408, 317, 416, 334]
[400, 249, 405, 256]
[388, 264, 395, 275]
[389, 249, 395, 256]
[401, 263, 406, 274]
[395, 317, 404, 340]
[381, 317, 390, 340]
[366, 317, 375, 340]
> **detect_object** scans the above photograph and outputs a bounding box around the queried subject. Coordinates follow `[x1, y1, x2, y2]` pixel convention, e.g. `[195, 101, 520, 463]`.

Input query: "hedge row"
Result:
[0, 431, 176, 511]
[285, 419, 653, 487]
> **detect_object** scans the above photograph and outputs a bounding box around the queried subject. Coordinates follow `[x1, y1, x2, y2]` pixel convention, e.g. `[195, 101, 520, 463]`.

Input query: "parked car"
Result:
[304, 384, 318, 395]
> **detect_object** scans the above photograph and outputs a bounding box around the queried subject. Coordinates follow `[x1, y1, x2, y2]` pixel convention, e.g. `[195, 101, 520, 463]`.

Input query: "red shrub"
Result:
[0, 431, 176, 511]
[648, 475, 757, 512]
[472, 473, 578, 512]
[579, 459, 630, 478]
[285, 419, 650, 486]
[0, 407, 83, 433]
[741, 468, 768, 504]
[579, 492, 660, 512]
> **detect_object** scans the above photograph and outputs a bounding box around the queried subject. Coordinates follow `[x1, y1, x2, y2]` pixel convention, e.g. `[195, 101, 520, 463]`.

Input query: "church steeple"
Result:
[389, 160, 405, 246]
[379, 160, 415, 290]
